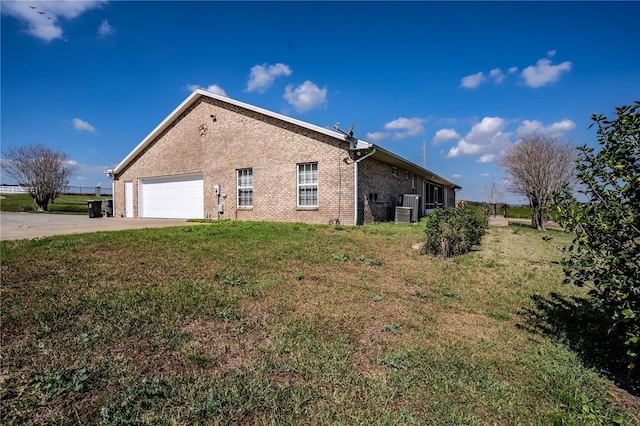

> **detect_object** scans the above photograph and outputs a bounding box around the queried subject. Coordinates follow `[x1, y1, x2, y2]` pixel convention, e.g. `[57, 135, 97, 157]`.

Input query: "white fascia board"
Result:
[199, 89, 350, 141]
[114, 89, 362, 175]
[113, 90, 202, 174]
[371, 144, 461, 189]
[352, 138, 373, 150]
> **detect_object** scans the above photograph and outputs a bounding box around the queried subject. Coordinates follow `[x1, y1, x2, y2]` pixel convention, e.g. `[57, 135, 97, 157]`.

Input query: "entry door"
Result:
[125, 181, 134, 218]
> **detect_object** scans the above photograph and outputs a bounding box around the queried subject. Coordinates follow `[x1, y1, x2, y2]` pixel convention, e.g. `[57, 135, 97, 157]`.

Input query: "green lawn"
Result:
[0, 193, 112, 215]
[1, 221, 636, 425]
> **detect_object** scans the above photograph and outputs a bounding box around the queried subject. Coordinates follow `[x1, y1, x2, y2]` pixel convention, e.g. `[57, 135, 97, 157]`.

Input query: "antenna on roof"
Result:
[333, 122, 355, 139]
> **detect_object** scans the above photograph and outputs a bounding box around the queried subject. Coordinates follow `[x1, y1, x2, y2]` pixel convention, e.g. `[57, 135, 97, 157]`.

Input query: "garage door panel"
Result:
[140, 174, 204, 219]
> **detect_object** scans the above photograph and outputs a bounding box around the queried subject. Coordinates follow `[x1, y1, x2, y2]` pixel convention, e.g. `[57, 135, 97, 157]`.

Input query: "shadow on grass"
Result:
[518, 292, 639, 396]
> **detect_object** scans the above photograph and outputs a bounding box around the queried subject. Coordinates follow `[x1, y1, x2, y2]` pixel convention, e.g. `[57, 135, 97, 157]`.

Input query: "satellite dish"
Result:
[333, 121, 355, 139]
[346, 122, 354, 138]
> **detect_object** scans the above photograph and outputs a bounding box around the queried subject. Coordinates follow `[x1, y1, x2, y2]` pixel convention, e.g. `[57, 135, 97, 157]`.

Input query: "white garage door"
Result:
[139, 173, 204, 219]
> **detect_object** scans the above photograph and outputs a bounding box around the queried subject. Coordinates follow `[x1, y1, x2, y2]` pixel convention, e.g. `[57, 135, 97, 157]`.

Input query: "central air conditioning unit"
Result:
[403, 194, 421, 223]
[395, 206, 412, 223]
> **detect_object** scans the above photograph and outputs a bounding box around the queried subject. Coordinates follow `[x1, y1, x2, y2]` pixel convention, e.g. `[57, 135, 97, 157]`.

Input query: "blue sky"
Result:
[2, 1, 639, 203]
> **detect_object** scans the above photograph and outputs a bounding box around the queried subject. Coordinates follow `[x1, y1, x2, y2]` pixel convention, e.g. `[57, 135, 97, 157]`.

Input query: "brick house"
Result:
[107, 89, 460, 225]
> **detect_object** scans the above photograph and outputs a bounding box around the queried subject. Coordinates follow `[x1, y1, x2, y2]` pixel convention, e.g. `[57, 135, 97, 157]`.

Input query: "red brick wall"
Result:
[114, 97, 356, 225]
[357, 157, 419, 224]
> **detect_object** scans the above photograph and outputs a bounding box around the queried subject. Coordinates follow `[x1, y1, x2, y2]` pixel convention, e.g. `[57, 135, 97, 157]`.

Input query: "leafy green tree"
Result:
[552, 102, 640, 363]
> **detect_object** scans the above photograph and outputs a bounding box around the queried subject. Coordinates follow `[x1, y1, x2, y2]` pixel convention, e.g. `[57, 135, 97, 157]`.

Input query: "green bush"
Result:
[552, 102, 640, 363]
[423, 205, 488, 258]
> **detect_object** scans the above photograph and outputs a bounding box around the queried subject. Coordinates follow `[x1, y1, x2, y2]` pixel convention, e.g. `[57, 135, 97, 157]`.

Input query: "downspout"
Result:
[106, 169, 115, 216]
[111, 175, 115, 214]
[353, 148, 377, 226]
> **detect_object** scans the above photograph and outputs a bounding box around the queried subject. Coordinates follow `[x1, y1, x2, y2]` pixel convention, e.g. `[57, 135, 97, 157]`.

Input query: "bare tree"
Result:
[1, 144, 77, 212]
[484, 179, 505, 217]
[501, 132, 575, 230]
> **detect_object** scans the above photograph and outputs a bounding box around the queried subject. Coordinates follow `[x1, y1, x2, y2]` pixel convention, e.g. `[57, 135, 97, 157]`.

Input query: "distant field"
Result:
[506, 205, 532, 218]
[487, 205, 560, 221]
[0, 193, 112, 215]
[1, 220, 636, 424]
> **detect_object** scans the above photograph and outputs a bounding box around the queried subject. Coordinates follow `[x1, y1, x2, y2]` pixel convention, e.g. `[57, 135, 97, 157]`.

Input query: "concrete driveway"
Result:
[0, 211, 194, 241]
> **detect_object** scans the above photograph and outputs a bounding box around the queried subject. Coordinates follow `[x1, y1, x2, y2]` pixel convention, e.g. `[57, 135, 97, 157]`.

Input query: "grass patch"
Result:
[1, 221, 637, 424]
[0, 193, 112, 214]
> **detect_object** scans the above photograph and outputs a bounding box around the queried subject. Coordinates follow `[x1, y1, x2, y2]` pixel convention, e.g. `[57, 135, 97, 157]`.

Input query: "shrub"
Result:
[552, 102, 640, 363]
[423, 205, 488, 258]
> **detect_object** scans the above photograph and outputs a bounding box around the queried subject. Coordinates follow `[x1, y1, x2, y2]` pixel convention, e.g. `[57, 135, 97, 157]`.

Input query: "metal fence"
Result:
[0, 185, 29, 194]
[0, 185, 112, 196]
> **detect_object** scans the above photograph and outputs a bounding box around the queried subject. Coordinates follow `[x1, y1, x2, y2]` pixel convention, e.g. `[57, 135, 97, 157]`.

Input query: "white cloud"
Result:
[466, 117, 507, 144]
[1, 1, 107, 42]
[517, 119, 576, 138]
[477, 154, 496, 163]
[547, 50, 557, 57]
[284, 81, 327, 112]
[98, 19, 115, 37]
[384, 117, 425, 139]
[489, 68, 505, 84]
[446, 115, 576, 162]
[246, 63, 292, 93]
[517, 120, 544, 136]
[365, 131, 390, 143]
[452, 174, 463, 179]
[73, 118, 96, 132]
[548, 119, 576, 134]
[433, 128, 460, 144]
[187, 83, 227, 96]
[480, 172, 490, 177]
[521, 58, 572, 88]
[447, 117, 510, 161]
[447, 140, 483, 157]
[508, 66, 518, 74]
[460, 72, 486, 89]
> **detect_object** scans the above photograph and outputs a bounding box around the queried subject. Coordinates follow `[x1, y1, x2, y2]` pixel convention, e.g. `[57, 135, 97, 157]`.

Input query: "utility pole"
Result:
[422, 140, 428, 168]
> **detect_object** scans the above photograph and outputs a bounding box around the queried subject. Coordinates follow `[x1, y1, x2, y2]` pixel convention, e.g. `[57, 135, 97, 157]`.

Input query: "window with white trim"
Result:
[237, 168, 253, 207]
[297, 162, 318, 207]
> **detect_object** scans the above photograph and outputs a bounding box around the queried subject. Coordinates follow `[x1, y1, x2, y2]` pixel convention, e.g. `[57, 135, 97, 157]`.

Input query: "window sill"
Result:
[237, 207, 253, 211]
[296, 207, 318, 211]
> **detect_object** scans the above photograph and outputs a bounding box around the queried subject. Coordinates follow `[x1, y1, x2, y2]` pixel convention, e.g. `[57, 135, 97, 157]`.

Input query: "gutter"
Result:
[353, 148, 377, 226]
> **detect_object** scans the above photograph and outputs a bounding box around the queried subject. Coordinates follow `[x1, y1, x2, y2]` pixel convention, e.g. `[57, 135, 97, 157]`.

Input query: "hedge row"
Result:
[423, 205, 489, 258]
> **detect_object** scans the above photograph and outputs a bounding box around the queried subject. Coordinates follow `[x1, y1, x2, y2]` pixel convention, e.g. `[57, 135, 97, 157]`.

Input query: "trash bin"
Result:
[87, 200, 103, 218]
[105, 199, 113, 217]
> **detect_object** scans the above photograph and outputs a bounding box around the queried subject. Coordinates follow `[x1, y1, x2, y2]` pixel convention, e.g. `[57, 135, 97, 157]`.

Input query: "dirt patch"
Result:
[350, 324, 400, 376]
[267, 370, 299, 387]
[609, 385, 640, 422]
[181, 318, 270, 372]
[437, 310, 504, 342]
[105, 336, 194, 375]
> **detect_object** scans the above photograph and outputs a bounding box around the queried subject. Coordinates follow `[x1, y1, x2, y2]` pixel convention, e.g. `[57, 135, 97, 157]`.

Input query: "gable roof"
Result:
[111, 89, 460, 189]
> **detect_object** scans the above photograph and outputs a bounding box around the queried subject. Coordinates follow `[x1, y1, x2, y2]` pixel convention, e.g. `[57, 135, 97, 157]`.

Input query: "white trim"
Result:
[112, 90, 461, 214]
[297, 162, 318, 207]
[237, 168, 253, 208]
[113, 89, 372, 175]
[124, 181, 134, 218]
